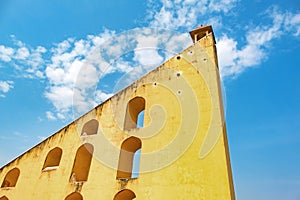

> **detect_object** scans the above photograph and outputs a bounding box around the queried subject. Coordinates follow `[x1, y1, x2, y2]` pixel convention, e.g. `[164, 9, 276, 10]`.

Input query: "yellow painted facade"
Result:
[0, 26, 235, 200]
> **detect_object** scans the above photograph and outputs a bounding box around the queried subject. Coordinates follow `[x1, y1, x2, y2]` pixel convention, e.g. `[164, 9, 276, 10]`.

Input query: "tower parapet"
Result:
[190, 25, 219, 68]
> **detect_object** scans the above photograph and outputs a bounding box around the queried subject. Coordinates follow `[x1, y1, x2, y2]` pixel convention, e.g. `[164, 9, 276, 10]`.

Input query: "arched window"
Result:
[65, 192, 83, 200]
[0, 196, 9, 200]
[42, 147, 62, 171]
[70, 143, 94, 182]
[1, 168, 20, 188]
[117, 137, 142, 179]
[113, 189, 136, 200]
[81, 119, 99, 136]
[124, 97, 145, 131]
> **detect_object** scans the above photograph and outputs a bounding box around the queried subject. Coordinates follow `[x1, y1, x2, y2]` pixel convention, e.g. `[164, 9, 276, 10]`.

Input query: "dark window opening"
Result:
[42, 147, 62, 171]
[117, 136, 142, 179]
[1, 168, 20, 188]
[81, 119, 99, 136]
[113, 189, 136, 200]
[0, 196, 8, 200]
[124, 97, 145, 131]
[70, 143, 94, 182]
[65, 192, 83, 200]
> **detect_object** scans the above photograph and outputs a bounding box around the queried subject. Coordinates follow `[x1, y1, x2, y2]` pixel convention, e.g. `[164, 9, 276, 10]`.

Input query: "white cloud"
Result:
[45, 66, 65, 85]
[164, 32, 191, 58]
[0, 80, 14, 93]
[75, 63, 99, 89]
[217, 34, 268, 78]
[43, 30, 117, 119]
[148, 0, 238, 30]
[46, 111, 56, 121]
[149, 1, 196, 29]
[217, 7, 300, 78]
[0, 21, 190, 118]
[95, 90, 113, 105]
[0, 45, 14, 62]
[37, 135, 47, 141]
[217, 36, 238, 68]
[45, 86, 74, 113]
[284, 13, 300, 36]
[134, 35, 164, 67]
[43, 27, 189, 119]
[57, 113, 65, 120]
[52, 38, 74, 55]
[0, 36, 47, 80]
[15, 47, 30, 59]
[0, 80, 14, 97]
[145, 1, 300, 80]
[0, 2, 299, 120]
[208, 0, 238, 13]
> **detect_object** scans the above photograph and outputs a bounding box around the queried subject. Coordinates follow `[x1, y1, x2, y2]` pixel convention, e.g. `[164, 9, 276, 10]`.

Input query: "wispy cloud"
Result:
[46, 111, 57, 121]
[0, 45, 14, 62]
[0, 2, 299, 120]
[0, 35, 47, 79]
[43, 29, 116, 119]
[217, 7, 300, 78]
[37, 135, 47, 141]
[0, 80, 14, 97]
[43, 27, 192, 119]
[147, 1, 300, 79]
[147, 0, 238, 29]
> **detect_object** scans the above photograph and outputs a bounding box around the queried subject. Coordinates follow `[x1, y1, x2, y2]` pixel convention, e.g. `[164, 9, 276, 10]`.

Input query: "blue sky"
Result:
[0, 0, 300, 199]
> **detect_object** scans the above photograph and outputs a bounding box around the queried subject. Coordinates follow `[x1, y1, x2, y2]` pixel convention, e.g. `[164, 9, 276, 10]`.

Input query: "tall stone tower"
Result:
[0, 25, 235, 199]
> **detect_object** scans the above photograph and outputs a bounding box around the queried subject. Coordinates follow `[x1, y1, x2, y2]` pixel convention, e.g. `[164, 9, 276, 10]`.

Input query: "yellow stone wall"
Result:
[0, 27, 235, 200]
